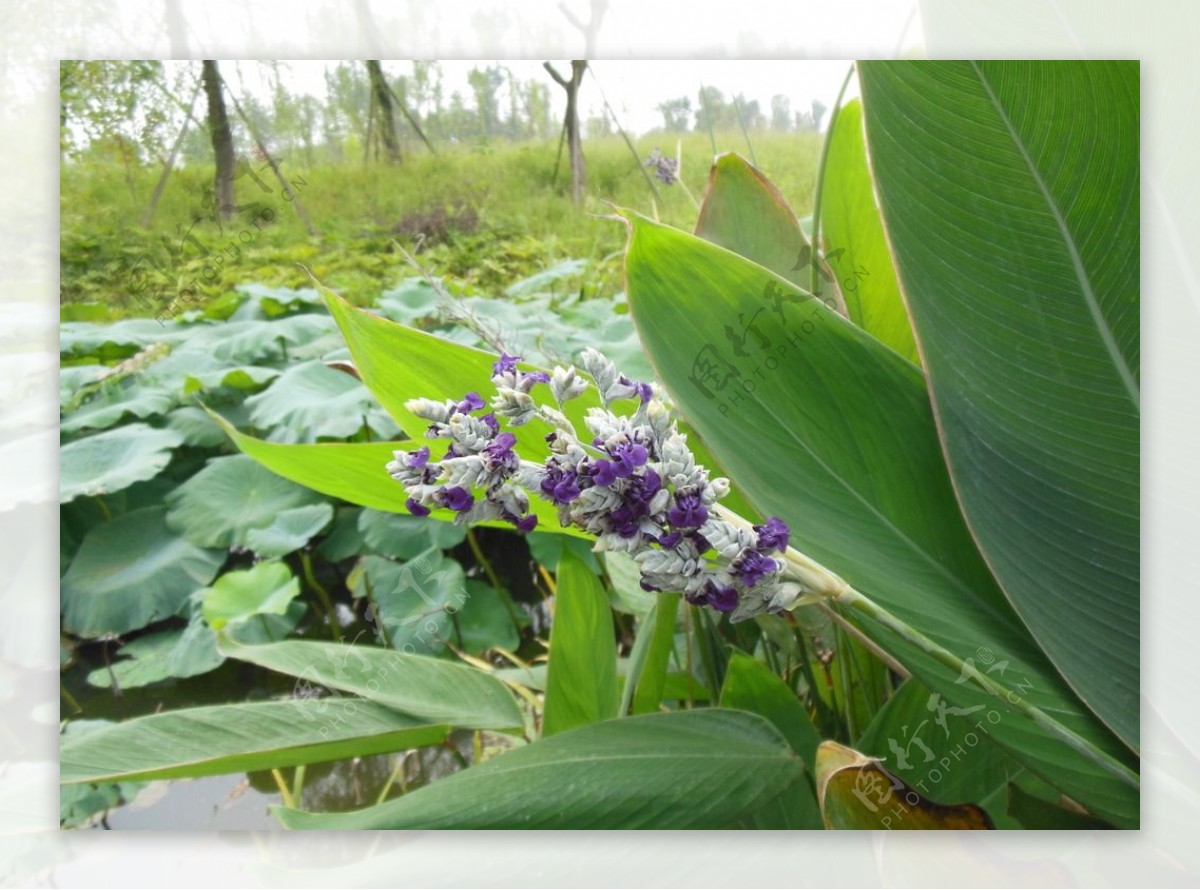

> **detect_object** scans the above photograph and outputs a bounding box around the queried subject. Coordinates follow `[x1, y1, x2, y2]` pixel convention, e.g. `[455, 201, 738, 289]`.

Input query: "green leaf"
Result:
[201, 562, 301, 631]
[357, 508, 466, 558]
[526, 530, 601, 574]
[275, 709, 805, 829]
[857, 60, 1139, 749]
[542, 549, 618, 736]
[85, 625, 224, 690]
[61, 381, 176, 433]
[623, 591, 678, 715]
[621, 212, 1138, 826]
[816, 740, 994, 829]
[694, 152, 818, 295]
[165, 454, 326, 549]
[61, 506, 224, 637]
[719, 652, 823, 830]
[819, 97, 918, 362]
[244, 503, 335, 558]
[60, 698, 449, 784]
[59, 423, 182, 503]
[347, 551, 466, 656]
[857, 677, 1016, 812]
[720, 651, 821, 768]
[219, 638, 523, 731]
[455, 579, 522, 654]
[244, 360, 397, 443]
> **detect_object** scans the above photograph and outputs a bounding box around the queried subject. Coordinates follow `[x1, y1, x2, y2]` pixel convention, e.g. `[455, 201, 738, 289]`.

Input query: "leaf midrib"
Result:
[967, 61, 1140, 412]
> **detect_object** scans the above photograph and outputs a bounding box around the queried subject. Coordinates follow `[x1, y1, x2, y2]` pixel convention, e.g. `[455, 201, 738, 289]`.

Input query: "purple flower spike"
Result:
[492, 352, 521, 376]
[667, 492, 708, 529]
[592, 459, 618, 487]
[516, 514, 539, 533]
[436, 486, 474, 513]
[406, 447, 430, 469]
[754, 517, 790, 553]
[456, 391, 485, 413]
[704, 583, 739, 613]
[406, 498, 430, 517]
[735, 551, 777, 587]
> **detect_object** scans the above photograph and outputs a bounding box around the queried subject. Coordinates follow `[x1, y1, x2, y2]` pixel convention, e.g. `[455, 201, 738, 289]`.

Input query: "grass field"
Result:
[60, 130, 822, 316]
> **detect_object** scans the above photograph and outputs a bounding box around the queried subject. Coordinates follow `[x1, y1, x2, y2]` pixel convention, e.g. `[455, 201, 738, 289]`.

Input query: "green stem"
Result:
[291, 764, 307, 804]
[713, 505, 1138, 788]
[466, 528, 522, 633]
[300, 550, 342, 643]
[810, 63, 856, 300]
[831, 585, 1140, 789]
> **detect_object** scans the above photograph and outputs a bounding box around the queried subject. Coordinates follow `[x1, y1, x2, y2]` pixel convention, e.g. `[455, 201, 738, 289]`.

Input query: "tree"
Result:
[657, 96, 691, 133]
[467, 65, 504, 139]
[770, 94, 792, 132]
[201, 60, 236, 222]
[365, 60, 401, 163]
[545, 61, 588, 205]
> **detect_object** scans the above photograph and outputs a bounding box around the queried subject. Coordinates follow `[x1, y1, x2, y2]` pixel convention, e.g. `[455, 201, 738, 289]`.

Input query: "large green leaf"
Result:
[621, 213, 1138, 826]
[164, 454, 326, 549]
[719, 652, 823, 829]
[357, 508, 466, 557]
[275, 709, 804, 829]
[857, 677, 1016, 818]
[59, 423, 182, 503]
[542, 549, 618, 736]
[243, 504, 334, 558]
[61, 506, 225, 637]
[857, 61, 1139, 749]
[820, 97, 918, 363]
[219, 638, 523, 731]
[60, 698, 449, 784]
[694, 152, 820, 296]
[720, 651, 820, 768]
[347, 550, 466, 656]
[244, 359, 398, 443]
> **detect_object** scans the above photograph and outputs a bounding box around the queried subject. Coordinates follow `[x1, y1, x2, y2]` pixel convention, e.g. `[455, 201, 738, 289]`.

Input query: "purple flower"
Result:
[492, 352, 521, 377]
[611, 442, 648, 478]
[540, 465, 582, 505]
[735, 550, 777, 587]
[516, 514, 539, 533]
[480, 413, 500, 435]
[456, 391, 485, 413]
[436, 486, 474, 513]
[405, 497, 430, 517]
[704, 583, 739, 613]
[754, 517, 790, 553]
[483, 431, 519, 473]
[524, 371, 551, 385]
[406, 447, 430, 469]
[619, 374, 654, 405]
[667, 491, 708, 529]
[591, 459, 618, 487]
[657, 530, 682, 549]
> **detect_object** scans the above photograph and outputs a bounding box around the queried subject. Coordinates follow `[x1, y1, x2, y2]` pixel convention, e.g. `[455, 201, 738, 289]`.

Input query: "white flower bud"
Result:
[491, 387, 537, 425]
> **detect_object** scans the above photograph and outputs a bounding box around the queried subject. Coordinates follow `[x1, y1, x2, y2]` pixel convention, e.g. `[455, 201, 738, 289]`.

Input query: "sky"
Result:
[209, 59, 864, 138]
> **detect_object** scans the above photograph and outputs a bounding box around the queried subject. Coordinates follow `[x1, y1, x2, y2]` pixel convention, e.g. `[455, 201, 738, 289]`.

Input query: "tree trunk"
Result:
[201, 60, 235, 222]
[366, 60, 401, 164]
[545, 61, 588, 205]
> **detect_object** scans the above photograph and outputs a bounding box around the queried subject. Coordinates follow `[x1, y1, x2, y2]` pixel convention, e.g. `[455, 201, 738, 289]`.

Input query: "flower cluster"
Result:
[645, 147, 679, 186]
[388, 348, 804, 621]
